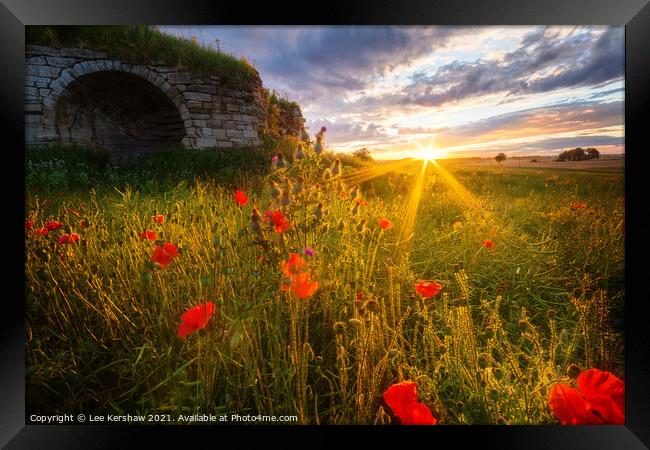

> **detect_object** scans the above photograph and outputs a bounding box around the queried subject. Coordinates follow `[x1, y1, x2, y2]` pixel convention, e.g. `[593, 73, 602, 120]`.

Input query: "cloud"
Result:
[430, 100, 623, 147]
[354, 26, 623, 110]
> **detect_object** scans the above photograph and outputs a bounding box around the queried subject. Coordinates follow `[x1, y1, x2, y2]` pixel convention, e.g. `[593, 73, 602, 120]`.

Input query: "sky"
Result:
[161, 26, 624, 160]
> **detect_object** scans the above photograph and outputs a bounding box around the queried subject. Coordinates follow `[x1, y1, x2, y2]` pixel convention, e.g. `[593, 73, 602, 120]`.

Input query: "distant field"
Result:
[447, 156, 624, 171]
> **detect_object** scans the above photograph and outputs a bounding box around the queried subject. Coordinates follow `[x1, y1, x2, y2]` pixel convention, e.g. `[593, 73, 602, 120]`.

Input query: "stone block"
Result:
[226, 104, 239, 112]
[168, 73, 191, 84]
[196, 137, 218, 147]
[212, 129, 227, 139]
[25, 104, 43, 113]
[226, 129, 243, 138]
[243, 129, 259, 139]
[26, 46, 60, 57]
[217, 141, 233, 148]
[183, 91, 212, 102]
[60, 48, 95, 58]
[46, 57, 76, 67]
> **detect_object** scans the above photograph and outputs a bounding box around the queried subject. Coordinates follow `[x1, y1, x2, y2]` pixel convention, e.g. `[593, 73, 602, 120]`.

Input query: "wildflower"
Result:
[263, 209, 274, 222]
[452, 221, 462, 230]
[356, 218, 366, 233]
[140, 230, 156, 240]
[355, 199, 369, 207]
[300, 128, 310, 141]
[378, 218, 393, 230]
[350, 185, 360, 200]
[290, 272, 319, 298]
[482, 239, 494, 250]
[269, 181, 281, 201]
[351, 203, 359, 216]
[177, 302, 217, 338]
[45, 221, 64, 231]
[548, 368, 624, 425]
[58, 233, 79, 245]
[295, 144, 306, 160]
[270, 210, 291, 233]
[313, 203, 325, 221]
[280, 189, 293, 207]
[383, 381, 438, 425]
[293, 177, 304, 195]
[25, 220, 33, 230]
[234, 190, 249, 206]
[282, 253, 306, 277]
[415, 280, 443, 298]
[152, 214, 164, 225]
[330, 159, 341, 177]
[248, 208, 262, 235]
[316, 126, 327, 139]
[79, 219, 89, 229]
[314, 137, 323, 155]
[357, 291, 363, 301]
[151, 242, 180, 268]
[273, 153, 287, 169]
[304, 247, 315, 257]
[33, 227, 48, 236]
[581, 202, 587, 209]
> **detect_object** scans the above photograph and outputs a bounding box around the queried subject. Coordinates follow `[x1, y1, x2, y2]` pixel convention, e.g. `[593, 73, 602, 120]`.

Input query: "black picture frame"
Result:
[3, 0, 649, 448]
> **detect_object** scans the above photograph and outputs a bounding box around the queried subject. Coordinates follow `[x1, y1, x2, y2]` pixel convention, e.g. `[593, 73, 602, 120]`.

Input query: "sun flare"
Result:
[415, 138, 446, 161]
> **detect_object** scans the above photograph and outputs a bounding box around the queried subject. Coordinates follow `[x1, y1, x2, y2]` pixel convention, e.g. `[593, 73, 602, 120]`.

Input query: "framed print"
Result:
[2, 0, 649, 447]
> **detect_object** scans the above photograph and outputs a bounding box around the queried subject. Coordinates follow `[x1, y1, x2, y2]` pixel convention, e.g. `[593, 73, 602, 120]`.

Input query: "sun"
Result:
[415, 138, 445, 161]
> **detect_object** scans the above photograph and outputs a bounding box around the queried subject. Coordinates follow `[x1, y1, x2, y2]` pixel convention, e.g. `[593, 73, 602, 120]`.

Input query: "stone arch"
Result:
[48, 60, 191, 158]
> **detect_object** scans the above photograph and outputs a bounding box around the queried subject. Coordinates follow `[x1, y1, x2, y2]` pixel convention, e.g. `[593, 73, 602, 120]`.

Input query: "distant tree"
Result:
[353, 148, 374, 163]
[557, 147, 588, 161]
[495, 153, 507, 164]
[587, 148, 600, 160]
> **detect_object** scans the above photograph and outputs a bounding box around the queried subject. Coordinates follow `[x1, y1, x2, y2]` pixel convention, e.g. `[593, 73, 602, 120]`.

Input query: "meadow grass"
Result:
[24, 149, 624, 424]
[26, 25, 257, 83]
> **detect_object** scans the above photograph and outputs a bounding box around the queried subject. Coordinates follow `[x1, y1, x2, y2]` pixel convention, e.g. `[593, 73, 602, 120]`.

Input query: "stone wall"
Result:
[25, 45, 266, 157]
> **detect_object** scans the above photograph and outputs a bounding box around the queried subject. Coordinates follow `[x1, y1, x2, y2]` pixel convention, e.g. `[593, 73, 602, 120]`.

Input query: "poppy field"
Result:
[24, 134, 625, 425]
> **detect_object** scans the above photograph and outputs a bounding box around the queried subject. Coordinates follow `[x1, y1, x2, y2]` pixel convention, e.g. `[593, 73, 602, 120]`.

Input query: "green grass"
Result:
[24, 149, 624, 424]
[26, 25, 257, 83]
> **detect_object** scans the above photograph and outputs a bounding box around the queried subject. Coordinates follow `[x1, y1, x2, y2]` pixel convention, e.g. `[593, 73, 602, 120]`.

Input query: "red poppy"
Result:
[234, 190, 249, 206]
[58, 233, 79, 245]
[151, 242, 180, 268]
[152, 214, 164, 224]
[383, 381, 438, 425]
[140, 230, 156, 240]
[581, 202, 587, 209]
[177, 302, 217, 338]
[355, 199, 370, 206]
[271, 210, 291, 233]
[79, 219, 89, 228]
[415, 280, 443, 298]
[378, 218, 393, 230]
[288, 272, 319, 298]
[25, 220, 33, 230]
[282, 253, 306, 277]
[33, 227, 48, 236]
[263, 210, 273, 222]
[482, 240, 494, 250]
[548, 368, 624, 425]
[357, 291, 364, 301]
[45, 221, 64, 231]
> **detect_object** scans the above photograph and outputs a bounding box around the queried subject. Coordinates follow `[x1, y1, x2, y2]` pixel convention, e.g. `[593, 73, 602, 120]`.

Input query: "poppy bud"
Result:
[366, 299, 379, 313]
[348, 318, 362, 329]
[493, 368, 503, 379]
[547, 309, 557, 320]
[456, 401, 464, 410]
[567, 364, 582, 379]
[337, 219, 345, 230]
[438, 345, 447, 355]
[333, 322, 346, 334]
[387, 349, 399, 359]
[478, 354, 489, 369]
[484, 326, 495, 339]
[517, 320, 531, 331]
[453, 263, 460, 271]
[314, 355, 323, 366]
